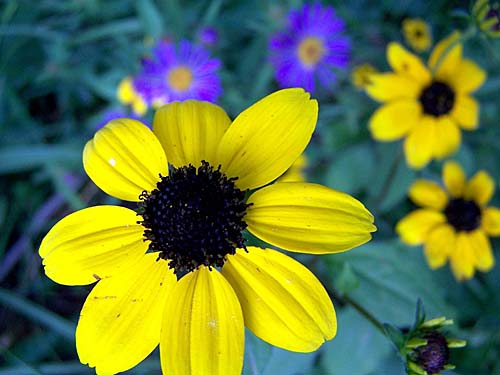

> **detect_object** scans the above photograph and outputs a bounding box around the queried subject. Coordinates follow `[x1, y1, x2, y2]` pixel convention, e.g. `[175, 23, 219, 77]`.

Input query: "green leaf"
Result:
[325, 142, 376, 194]
[135, 0, 164, 39]
[320, 307, 394, 374]
[334, 262, 360, 294]
[0, 145, 81, 174]
[0, 288, 75, 342]
[325, 240, 456, 327]
[242, 330, 318, 375]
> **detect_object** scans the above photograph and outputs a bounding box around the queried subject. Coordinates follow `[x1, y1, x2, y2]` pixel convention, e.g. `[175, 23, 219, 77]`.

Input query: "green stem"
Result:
[430, 25, 477, 76]
[342, 294, 386, 336]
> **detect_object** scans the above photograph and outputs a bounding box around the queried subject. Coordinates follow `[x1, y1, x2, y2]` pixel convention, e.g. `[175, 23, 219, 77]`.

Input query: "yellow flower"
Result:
[39, 89, 376, 375]
[116, 77, 148, 116]
[278, 154, 308, 182]
[351, 63, 378, 89]
[396, 160, 500, 281]
[402, 18, 432, 52]
[366, 32, 486, 169]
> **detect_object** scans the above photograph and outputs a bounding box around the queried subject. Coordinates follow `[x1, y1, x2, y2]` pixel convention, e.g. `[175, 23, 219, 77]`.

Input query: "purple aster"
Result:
[133, 39, 222, 105]
[269, 3, 350, 93]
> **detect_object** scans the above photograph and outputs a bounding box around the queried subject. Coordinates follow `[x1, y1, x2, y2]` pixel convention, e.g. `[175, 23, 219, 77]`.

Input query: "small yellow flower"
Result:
[39, 89, 376, 375]
[116, 77, 148, 116]
[472, 0, 500, 38]
[278, 154, 308, 182]
[396, 160, 500, 281]
[366, 32, 486, 169]
[351, 63, 378, 89]
[402, 18, 432, 52]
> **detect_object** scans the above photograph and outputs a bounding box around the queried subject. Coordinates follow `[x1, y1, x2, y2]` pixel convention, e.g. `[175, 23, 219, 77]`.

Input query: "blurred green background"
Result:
[1, 0, 500, 374]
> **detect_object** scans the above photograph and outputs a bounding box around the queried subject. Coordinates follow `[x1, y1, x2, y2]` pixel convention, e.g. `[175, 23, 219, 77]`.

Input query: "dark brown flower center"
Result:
[138, 161, 249, 275]
[419, 81, 455, 117]
[444, 198, 481, 232]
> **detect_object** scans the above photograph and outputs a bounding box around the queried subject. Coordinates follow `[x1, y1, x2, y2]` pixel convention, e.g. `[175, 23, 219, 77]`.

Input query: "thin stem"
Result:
[342, 294, 387, 336]
[430, 25, 477, 76]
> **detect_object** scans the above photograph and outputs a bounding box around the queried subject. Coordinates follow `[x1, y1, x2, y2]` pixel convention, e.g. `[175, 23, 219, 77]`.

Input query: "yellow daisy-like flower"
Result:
[116, 76, 148, 116]
[351, 63, 378, 89]
[396, 160, 500, 281]
[39, 89, 376, 375]
[366, 32, 486, 169]
[402, 18, 432, 52]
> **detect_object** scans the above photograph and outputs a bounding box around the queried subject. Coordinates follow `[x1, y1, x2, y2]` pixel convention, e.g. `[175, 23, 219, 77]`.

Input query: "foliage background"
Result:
[1, 0, 500, 374]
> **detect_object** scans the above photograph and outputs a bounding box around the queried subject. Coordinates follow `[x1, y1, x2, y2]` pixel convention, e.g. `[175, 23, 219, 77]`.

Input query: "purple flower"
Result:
[269, 3, 350, 93]
[197, 27, 219, 46]
[133, 39, 222, 105]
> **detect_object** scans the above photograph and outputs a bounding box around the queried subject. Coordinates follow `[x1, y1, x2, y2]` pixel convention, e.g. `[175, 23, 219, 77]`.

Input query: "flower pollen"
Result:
[297, 37, 325, 67]
[444, 198, 482, 232]
[167, 65, 193, 92]
[138, 161, 250, 275]
[419, 81, 455, 117]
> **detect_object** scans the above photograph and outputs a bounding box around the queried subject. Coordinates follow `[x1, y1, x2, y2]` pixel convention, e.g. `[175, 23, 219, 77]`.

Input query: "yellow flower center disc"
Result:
[167, 66, 193, 92]
[297, 37, 325, 67]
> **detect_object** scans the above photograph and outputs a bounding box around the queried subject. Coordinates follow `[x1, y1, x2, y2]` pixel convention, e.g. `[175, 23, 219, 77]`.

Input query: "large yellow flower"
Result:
[39, 89, 376, 375]
[366, 33, 486, 169]
[397, 161, 500, 281]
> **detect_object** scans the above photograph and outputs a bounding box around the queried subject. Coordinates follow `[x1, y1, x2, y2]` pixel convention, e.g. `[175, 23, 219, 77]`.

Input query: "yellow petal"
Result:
[396, 209, 446, 245]
[443, 160, 466, 198]
[450, 232, 475, 281]
[83, 119, 168, 201]
[222, 247, 336, 352]
[216, 89, 318, 190]
[429, 32, 462, 80]
[482, 207, 500, 236]
[387, 42, 431, 84]
[117, 77, 135, 104]
[450, 95, 479, 130]
[409, 179, 448, 210]
[160, 267, 244, 375]
[403, 116, 435, 169]
[131, 96, 148, 117]
[39, 206, 147, 286]
[424, 224, 455, 269]
[245, 182, 376, 254]
[153, 101, 231, 168]
[469, 230, 495, 272]
[432, 116, 461, 159]
[464, 170, 495, 205]
[448, 59, 486, 94]
[369, 100, 421, 141]
[76, 253, 176, 375]
[365, 73, 421, 102]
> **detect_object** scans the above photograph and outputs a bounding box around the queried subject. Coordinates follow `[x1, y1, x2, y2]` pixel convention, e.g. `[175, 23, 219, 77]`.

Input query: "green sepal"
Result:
[383, 323, 405, 350]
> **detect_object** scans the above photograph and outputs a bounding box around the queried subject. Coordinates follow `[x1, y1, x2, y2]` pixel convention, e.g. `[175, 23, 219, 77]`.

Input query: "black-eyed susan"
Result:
[402, 18, 433, 52]
[39, 89, 376, 375]
[351, 63, 378, 89]
[366, 33, 486, 169]
[116, 76, 148, 116]
[396, 160, 500, 281]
